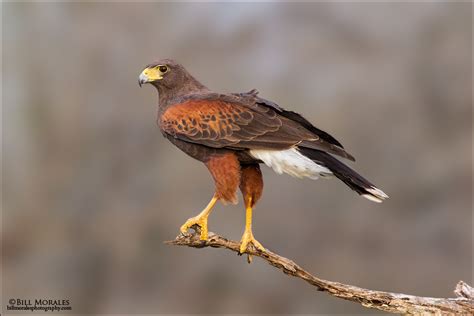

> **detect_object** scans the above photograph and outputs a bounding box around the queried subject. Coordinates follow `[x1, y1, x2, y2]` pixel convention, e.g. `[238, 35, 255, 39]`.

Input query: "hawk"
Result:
[139, 59, 388, 254]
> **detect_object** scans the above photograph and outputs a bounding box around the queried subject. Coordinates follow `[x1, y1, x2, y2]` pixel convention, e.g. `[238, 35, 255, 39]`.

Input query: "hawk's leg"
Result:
[180, 194, 218, 240]
[239, 197, 265, 254]
[239, 164, 265, 256]
[182, 153, 239, 241]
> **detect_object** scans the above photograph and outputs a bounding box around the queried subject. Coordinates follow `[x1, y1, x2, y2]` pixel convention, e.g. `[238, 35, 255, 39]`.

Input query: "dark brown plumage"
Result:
[139, 58, 388, 255]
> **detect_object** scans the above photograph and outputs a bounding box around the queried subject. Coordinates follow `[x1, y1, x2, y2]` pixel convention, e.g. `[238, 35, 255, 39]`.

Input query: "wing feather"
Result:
[160, 93, 355, 160]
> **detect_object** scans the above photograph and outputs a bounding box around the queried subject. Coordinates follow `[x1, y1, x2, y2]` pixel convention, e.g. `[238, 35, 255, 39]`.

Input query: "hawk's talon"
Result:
[180, 215, 209, 241]
[247, 254, 253, 264]
[179, 195, 218, 241]
[239, 229, 265, 254]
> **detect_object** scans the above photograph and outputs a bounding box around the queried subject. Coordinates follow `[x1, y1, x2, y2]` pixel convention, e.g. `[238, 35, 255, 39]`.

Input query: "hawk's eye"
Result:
[158, 65, 169, 73]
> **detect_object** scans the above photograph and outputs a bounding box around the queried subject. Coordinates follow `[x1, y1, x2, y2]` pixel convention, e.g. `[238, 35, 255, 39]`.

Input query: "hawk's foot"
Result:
[179, 195, 218, 240]
[180, 214, 209, 240]
[239, 229, 265, 254]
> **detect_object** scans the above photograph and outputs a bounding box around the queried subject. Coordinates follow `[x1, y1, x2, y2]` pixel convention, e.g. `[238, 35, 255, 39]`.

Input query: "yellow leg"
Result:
[239, 197, 265, 254]
[180, 194, 218, 240]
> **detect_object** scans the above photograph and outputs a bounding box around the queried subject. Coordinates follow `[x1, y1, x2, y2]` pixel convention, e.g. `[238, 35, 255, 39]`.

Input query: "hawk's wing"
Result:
[159, 92, 355, 161]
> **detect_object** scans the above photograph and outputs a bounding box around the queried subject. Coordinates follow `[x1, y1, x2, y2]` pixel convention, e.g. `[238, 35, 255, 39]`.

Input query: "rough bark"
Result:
[166, 229, 473, 314]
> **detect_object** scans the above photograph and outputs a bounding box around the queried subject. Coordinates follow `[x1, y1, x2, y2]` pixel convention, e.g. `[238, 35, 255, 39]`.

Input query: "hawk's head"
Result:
[138, 58, 207, 96]
[138, 58, 180, 87]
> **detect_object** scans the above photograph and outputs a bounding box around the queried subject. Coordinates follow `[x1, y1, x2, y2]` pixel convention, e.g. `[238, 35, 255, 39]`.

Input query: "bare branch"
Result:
[166, 229, 473, 314]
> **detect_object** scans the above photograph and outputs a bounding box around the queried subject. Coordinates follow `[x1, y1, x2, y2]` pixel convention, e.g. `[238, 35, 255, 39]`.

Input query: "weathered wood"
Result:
[166, 229, 473, 314]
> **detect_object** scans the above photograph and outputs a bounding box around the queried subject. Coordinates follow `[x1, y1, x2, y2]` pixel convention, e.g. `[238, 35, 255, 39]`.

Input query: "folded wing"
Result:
[160, 93, 355, 161]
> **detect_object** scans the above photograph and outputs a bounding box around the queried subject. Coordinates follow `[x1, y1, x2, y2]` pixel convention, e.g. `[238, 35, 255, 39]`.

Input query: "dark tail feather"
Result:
[298, 147, 388, 203]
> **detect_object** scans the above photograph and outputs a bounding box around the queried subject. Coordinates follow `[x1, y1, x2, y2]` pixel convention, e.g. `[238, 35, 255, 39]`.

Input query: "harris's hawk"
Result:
[139, 59, 388, 254]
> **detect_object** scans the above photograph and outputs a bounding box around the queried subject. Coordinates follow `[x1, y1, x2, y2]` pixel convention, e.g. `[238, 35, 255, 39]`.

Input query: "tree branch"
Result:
[165, 229, 473, 314]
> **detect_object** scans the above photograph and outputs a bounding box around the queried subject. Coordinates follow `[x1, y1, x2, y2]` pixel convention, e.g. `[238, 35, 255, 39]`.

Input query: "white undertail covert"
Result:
[249, 148, 332, 180]
[250, 148, 388, 203]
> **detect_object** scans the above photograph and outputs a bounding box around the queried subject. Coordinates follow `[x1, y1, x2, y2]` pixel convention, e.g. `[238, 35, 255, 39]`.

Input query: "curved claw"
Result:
[179, 195, 218, 241]
[180, 215, 209, 240]
[239, 230, 265, 254]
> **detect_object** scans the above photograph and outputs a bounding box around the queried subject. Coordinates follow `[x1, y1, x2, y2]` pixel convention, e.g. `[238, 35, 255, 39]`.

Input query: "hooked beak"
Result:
[138, 67, 163, 87]
[138, 72, 149, 87]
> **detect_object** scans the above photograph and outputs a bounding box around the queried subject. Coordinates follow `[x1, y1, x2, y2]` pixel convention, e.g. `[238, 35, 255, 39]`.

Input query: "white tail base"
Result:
[249, 148, 332, 180]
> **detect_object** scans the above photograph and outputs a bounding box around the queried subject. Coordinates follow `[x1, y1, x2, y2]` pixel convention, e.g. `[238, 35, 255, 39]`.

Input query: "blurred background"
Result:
[3, 2, 472, 314]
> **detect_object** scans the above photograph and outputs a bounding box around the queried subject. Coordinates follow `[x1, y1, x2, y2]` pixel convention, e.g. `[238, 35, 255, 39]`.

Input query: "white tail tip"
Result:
[363, 186, 389, 203]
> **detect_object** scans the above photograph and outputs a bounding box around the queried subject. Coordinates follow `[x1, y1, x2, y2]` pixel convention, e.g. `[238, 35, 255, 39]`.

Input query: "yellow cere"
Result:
[141, 65, 167, 81]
